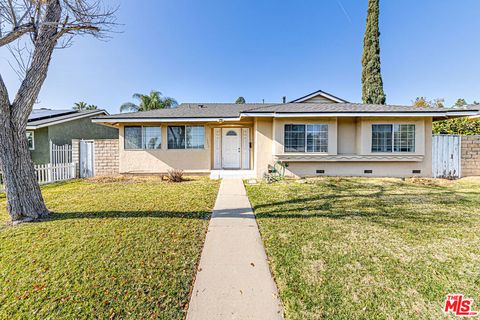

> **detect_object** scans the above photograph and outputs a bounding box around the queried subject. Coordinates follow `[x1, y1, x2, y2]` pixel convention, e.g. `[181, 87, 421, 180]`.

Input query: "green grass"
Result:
[0, 177, 219, 320]
[246, 177, 480, 320]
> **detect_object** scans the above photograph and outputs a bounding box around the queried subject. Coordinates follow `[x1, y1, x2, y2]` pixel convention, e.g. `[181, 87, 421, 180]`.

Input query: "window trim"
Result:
[167, 125, 205, 150]
[284, 124, 328, 153]
[371, 124, 416, 153]
[26, 131, 35, 150]
[124, 126, 162, 150]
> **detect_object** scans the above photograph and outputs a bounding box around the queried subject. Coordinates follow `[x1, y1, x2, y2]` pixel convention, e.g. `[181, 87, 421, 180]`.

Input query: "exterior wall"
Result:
[273, 117, 433, 178]
[461, 135, 480, 177]
[94, 139, 119, 176]
[29, 115, 118, 164]
[48, 116, 118, 145]
[119, 123, 212, 174]
[72, 139, 80, 177]
[254, 118, 274, 178]
[300, 95, 338, 104]
[29, 127, 50, 164]
[113, 116, 435, 179]
[337, 118, 356, 154]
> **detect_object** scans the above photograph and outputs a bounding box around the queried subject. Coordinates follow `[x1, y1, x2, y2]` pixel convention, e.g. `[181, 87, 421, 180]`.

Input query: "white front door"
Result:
[222, 128, 241, 169]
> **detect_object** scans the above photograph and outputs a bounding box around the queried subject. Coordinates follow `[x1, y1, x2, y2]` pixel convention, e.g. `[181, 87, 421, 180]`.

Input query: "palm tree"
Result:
[73, 101, 88, 111]
[73, 102, 98, 111]
[120, 91, 178, 113]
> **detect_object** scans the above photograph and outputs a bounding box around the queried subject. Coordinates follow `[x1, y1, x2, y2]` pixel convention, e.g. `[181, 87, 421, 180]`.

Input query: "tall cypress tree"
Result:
[362, 0, 386, 104]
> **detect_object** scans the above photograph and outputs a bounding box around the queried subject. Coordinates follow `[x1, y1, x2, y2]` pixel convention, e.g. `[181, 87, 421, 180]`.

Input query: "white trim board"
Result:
[93, 111, 478, 124]
[290, 91, 348, 103]
[93, 117, 242, 123]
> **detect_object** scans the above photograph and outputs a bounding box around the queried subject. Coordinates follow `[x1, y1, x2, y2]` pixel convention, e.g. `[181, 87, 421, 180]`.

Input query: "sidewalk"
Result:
[186, 178, 284, 320]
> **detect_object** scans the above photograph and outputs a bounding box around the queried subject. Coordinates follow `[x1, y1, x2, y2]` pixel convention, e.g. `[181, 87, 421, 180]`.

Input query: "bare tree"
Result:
[0, 0, 116, 223]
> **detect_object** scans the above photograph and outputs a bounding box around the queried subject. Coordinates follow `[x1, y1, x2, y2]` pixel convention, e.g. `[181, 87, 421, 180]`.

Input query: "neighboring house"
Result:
[27, 109, 118, 164]
[93, 90, 477, 178]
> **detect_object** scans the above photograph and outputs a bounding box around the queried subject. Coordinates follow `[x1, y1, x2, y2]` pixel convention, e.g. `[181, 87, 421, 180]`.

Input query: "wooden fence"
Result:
[0, 163, 76, 191]
[50, 141, 72, 164]
[432, 135, 461, 179]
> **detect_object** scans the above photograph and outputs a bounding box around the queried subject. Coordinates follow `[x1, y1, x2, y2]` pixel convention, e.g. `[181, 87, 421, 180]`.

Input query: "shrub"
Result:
[167, 169, 184, 182]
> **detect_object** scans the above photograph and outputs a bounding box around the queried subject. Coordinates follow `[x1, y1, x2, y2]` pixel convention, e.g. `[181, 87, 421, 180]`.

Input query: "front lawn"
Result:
[0, 177, 219, 319]
[246, 177, 480, 319]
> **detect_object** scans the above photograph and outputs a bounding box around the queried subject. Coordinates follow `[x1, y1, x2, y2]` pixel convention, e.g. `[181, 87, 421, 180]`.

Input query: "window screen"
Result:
[306, 124, 328, 152]
[284, 124, 306, 152]
[125, 126, 142, 149]
[372, 125, 393, 152]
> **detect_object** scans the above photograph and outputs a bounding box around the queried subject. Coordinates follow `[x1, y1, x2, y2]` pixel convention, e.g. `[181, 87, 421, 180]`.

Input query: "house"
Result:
[27, 109, 118, 164]
[92, 90, 477, 178]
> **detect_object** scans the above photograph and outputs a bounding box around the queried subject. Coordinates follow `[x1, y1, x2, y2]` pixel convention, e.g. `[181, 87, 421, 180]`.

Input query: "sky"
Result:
[1, 0, 479, 114]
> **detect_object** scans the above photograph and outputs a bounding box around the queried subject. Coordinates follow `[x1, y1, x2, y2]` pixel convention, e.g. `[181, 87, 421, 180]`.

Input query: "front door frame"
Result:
[222, 128, 241, 169]
[213, 127, 251, 170]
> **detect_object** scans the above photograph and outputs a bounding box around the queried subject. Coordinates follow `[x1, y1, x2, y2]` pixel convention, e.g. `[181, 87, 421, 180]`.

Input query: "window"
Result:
[372, 124, 415, 153]
[306, 124, 328, 152]
[284, 125, 305, 152]
[393, 124, 415, 152]
[26, 131, 34, 150]
[143, 127, 162, 149]
[168, 125, 205, 149]
[372, 125, 392, 152]
[125, 126, 161, 150]
[284, 124, 328, 153]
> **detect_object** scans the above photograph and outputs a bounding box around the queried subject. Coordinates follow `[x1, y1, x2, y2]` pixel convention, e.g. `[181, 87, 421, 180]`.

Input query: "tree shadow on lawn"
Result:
[41, 210, 212, 222]
[251, 189, 479, 229]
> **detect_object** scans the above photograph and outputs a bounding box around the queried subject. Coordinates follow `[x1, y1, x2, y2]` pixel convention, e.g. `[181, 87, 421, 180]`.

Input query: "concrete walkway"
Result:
[186, 179, 284, 320]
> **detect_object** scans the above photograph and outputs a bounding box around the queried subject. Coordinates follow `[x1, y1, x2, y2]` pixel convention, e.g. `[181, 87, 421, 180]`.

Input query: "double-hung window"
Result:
[124, 126, 161, 150]
[371, 124, 415, 153]
[284, 124, 328, 153]
[167, 125, 205, 149]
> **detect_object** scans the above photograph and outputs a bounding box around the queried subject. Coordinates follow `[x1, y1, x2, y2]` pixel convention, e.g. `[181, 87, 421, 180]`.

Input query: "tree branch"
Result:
[0, 23, 34, 47]
[7, 0, 17, 27]
[11, 0, 61, 126]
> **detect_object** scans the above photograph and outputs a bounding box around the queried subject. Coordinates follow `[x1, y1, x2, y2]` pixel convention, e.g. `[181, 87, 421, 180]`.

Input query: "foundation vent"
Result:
[364, 170, 373, 174]
[316, 170, 325, 174]
[412, 170, 421, 174]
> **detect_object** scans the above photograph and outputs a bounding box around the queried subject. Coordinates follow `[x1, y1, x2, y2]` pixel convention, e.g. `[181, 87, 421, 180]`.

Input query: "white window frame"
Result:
[167, 125, 205, 150]
[124, 126, 162, 150]
[284, 124, 328, 153]
[371, 124, 416, 153]
[26, 131, 35, 150]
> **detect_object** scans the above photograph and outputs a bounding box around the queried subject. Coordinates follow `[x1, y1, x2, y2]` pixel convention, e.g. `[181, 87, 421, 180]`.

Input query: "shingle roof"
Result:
[99, 104, 272, 119]
[96, 103, 478, 120]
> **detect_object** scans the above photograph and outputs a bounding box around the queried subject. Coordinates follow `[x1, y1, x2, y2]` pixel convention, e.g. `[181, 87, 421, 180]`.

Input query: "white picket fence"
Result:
[0, 163, 76, 191]
[50, 141, 72, 164]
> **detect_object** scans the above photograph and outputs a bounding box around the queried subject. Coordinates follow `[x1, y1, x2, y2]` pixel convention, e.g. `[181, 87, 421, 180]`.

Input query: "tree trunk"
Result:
[0, 111, 49, 222]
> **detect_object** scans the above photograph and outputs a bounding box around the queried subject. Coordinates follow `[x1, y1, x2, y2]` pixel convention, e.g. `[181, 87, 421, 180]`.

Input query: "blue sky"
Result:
[1, 0, 479, 113]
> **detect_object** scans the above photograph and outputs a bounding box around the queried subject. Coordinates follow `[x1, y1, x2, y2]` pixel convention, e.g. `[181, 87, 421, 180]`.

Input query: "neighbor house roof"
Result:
[93, 103, 478, 123]
[28, 109, 108, 129]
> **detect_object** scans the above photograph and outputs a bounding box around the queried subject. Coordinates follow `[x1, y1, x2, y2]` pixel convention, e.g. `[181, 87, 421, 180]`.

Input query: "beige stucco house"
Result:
[94, 90, 477, 179]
